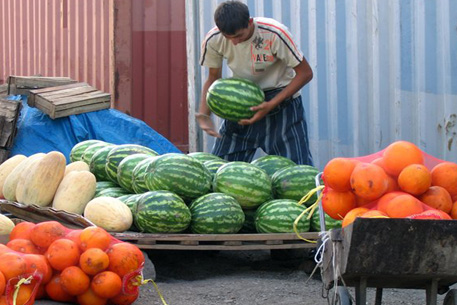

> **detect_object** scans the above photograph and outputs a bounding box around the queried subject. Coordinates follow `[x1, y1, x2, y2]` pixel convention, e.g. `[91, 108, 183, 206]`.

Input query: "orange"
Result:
[376, 191, 407, 213]
[23, 254, 52, 284]
[10, 282, 35, 305]
[341, 207, 370, 228]
[0, 252, 27, 281]
[0, 296, 6, 305]
[450, 201, 457, 220]
[45, 274, 75, 303]
[45, 238, 80, 271]
[323, 158, 358, 191]
[371, 157, 387, 171]
[397, 164, 431, 195]
[409, 210, 452, 220]
[6, 238, 40, 254]
[419, 186, 453, 213]
[77, 288, 108, 305]
[321, 188, 357, 220]
[385, 175, 400, 193]
[0, 244, 13, 256]
[91, 271, 122, 299]
[60, 266, 90, 296]
[382, 141, 424, 176]
[354, 195, 373, 207]
[80, 248, 110, 276]
[350, 162, 388, 200]
[431, 162, 457, 196]
[360, 210, 389, 218]
[80, 226, 112, 251]
[35, 284, 47, 300]
[107, 242, 145, 278]
[0, 270, 5, 296]
[65, 229, 83, 251]
[109, 291, 139, 305]
[385, 194, 423, 218]
[29, 221, 66, 249]
[9, 222, 36, 241]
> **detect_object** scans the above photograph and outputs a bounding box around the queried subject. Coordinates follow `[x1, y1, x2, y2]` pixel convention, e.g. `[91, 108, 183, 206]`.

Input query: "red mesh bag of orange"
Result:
[321, 140, 457, 228]
[0, 221, 145, 305]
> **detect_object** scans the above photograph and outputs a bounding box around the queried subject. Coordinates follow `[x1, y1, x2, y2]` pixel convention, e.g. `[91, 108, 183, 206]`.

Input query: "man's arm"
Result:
[239, 58, 313, 125]
[196, 67, 223, 138]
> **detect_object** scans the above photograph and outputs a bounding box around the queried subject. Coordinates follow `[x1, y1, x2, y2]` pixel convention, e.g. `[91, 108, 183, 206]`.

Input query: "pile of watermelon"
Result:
[69, 140, 333, 234]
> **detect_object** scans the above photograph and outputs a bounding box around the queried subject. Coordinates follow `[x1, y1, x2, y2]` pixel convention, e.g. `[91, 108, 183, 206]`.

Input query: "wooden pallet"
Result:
[111, 232, 319, 251]
[7, 76, 77, 98]
[29, 82, 111, 119]
[0, 98, 22, 162]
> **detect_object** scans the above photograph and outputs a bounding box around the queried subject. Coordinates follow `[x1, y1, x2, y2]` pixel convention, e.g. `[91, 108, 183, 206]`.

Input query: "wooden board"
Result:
[7, 76, 77, 97]
[0, 84, 7, 98]
[111, 232, 319, 251]
[0, 98, 22, 148]
[30, 83, 111, 119]
[27, 82, 88, 107]
[0, 148, 8, 164]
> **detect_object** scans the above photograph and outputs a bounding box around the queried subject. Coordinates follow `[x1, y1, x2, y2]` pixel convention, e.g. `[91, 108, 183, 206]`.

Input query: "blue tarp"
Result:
[7, 95, 181, 161]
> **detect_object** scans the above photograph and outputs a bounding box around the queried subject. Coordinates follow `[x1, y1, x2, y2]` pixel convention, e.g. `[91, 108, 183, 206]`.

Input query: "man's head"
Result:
[215, 1, 252, 44]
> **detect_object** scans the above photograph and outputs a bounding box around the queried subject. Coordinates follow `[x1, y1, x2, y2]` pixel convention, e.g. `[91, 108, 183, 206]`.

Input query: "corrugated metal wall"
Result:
[186, 0, 457, 170]
[0, 0, 111, 92]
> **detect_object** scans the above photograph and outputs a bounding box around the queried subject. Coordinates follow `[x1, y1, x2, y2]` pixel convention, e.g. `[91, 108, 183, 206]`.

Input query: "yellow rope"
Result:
[293, 185, 325, 243]
[133, 275, 168, 305]
[13, 275, 33, 305]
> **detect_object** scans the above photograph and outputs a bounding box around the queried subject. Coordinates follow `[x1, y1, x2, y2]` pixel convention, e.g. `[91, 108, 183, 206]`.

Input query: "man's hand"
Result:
[195, 113, 221, 138]
[238, 101, 276, 125]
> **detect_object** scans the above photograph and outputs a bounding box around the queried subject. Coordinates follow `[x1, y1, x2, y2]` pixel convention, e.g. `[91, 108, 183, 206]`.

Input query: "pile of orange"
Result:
[0, 221, 144, 305]
[322, 141, 457, 227]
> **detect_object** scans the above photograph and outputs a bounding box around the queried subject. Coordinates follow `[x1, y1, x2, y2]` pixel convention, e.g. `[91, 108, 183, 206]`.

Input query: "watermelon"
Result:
[69, 140, 104, 162]
[82, 142, 114, 164]
[94, 186, 130, 198]
[144, 153, 212, 201]
[203, 159, 228, 176]
[213, 162, 272, 209]
[95, 181, 119, 194]
[206, 78, 265, 122]
[89, 146, 118, 181]
[135, 190, 191, 233]
[117, 193, 144, 231]
[255, 199, 310, 233]
[271, 165, 320, 206]
[105, 144, 158, 183]
[310, 209, 342, 232]
[188, 152, 223, 164]
[239, 208, 257, 233]
[251, 155, 296, 177]
[117, 154, 152, 192]
[131, 156, 159, 194]
[189, 193, 245, 234]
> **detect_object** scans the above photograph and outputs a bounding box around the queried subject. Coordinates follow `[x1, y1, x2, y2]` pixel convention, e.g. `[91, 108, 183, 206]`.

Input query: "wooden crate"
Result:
[111, 232, 319, 251]
[7, 76, 77, 99]
[0, 148, 8, 164]
[0, 83, 7, 98]
[29, 82, 111, 119]
[0, 98, 22, 151]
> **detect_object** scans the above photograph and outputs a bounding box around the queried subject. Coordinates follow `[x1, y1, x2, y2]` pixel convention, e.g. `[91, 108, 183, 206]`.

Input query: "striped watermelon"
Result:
[94, 186, 130, 198]
[251, 155, 296, 177]
[145, 153, 212, 201]
[203, 159, 228, 176]
[239, 209, 257, 233]
[206, 78, 265, 122]
[117, 153, 152, 192]
[89, 145, 118, 182]
[82, 142, 114, 164]
[118, 193, 144, 231]
[310, 209, 342, 232]
[188, 152, 223, 164]
[135, 190, 191, 233]
[255, 199, 310, 233]
[70, 140, 104, 162]
[189, 193, 245, 234]
[95, 181, 119, 194]
[131, 156, 159, 194]
[271, 165, 319, 206]
[105, 144, 158, 183]
[213, 162, 272, 209]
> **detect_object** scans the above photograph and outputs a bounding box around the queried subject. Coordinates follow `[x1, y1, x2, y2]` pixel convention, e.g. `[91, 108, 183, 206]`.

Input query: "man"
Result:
[196, 0, 313, 165]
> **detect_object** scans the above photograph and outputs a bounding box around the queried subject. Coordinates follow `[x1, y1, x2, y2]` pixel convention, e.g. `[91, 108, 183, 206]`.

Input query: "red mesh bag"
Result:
[321, 140, 456, 227]
[0, 221, 145, 305]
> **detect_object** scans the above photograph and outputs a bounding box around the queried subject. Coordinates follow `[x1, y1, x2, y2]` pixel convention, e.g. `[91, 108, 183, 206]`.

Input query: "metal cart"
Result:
[314, 173, 457, 305]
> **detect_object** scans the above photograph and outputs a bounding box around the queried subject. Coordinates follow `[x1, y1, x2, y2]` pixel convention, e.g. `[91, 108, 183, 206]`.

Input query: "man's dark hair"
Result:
[214, 1, 250, 35]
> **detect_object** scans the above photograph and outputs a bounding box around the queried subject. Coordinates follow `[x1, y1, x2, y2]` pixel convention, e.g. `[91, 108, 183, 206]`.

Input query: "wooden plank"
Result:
[39, 85, 96, 100]
[28, 82, 88, 107]
[52, 100, 111, 118]
[53, 92, 111, 107]
[0, 149, 9, 164]
[126, 243, 317, 251]
[9, 76, 76, 87]
[111, 232, 320, 241]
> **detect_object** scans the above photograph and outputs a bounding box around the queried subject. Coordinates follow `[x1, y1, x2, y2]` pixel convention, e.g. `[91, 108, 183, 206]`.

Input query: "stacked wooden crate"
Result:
[7, 76, 77, 100]
[0, 98, 22, 163]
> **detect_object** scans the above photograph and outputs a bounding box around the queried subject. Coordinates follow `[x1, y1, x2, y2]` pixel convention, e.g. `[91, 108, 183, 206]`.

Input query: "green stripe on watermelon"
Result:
[117, 153, 152, 192]
[254, 199, 310, 233]
[213, 161, 272, 209]
[89, 145, 118, 182]
[187, 152, 223, 164]
[135, 190, 191, 233]
[118, 194, 144, 232]
[82, 142, 114, 165]
[251, 155, 296, 177]
[105, 144, 158, 183]
[145, 153, 212, 201]
[189, 192, 245, 234]
[310, 209, 342, 232]
[69, 140, 104, 162]
[271, 165, 319, 206]
[94, 186, 130, 198]
[203, 159, 228, 175]
[207, 78, 265, 122]
[95, 181, 119, 193]
[239, 209, 257, 233]
[131, 156, 159, 194]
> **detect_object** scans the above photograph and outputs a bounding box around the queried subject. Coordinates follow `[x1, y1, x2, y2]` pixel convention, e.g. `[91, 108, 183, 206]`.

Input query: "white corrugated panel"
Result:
[186, 0, 457, 170]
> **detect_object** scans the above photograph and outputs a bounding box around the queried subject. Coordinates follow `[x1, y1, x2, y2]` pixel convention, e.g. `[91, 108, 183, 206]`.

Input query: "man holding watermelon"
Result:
[196, 0, 314, 165]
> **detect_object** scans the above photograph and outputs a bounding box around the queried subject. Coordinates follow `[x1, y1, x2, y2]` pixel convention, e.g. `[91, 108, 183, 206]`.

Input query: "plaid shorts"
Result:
[211, 88, 314, 165]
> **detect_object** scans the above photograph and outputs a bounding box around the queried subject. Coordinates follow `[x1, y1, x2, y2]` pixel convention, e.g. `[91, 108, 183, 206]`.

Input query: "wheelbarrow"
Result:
[314, 173, 457, 305]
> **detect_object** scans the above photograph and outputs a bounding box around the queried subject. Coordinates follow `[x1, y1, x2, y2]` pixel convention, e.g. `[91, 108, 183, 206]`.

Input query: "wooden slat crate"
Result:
[110, 232, 319, 251]
[29, 82, 111, 119]
[7, 76, 77, 99]
[0, 98, 22, 154]
[0, 148, 9, 164]
[0, 84, 7, 98]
